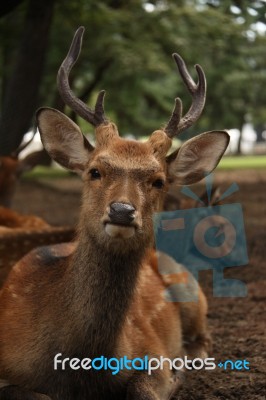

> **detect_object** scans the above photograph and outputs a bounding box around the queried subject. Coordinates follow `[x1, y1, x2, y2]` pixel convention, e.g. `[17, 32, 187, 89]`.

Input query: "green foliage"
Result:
[1, 0, 266, 138]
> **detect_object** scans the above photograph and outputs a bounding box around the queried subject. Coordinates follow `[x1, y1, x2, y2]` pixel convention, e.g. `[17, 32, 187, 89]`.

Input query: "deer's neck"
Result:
[65, 230, 146, 356]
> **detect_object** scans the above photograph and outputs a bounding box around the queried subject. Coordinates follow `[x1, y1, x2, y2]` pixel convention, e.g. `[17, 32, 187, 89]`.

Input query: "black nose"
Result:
[108, 202, 136, 225]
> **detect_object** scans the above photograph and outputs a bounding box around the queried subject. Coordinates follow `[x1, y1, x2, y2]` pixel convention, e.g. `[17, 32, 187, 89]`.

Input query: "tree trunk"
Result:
[0, 0, 24, 18]
[236, 116, 245, 155]
[0, 0, 55, 156]
[236, 129, 243, 155]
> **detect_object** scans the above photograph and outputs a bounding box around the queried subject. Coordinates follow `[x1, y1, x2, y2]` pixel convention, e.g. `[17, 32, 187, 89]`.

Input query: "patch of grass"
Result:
[218, 155, 266, 170]
[23, 166, 72, 180]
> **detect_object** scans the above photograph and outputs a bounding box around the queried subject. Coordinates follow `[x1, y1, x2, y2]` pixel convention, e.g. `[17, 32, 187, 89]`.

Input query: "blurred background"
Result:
[0, 0, 266, 156]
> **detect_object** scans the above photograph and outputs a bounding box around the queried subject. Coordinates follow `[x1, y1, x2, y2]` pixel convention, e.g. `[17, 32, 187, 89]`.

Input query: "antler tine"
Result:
[165, 53, 206, 138]
[57, 26, 108, 127]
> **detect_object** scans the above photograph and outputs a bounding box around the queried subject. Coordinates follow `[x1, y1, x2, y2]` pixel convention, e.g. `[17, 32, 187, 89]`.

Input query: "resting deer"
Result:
[0, 135, 50, 208]
[0, 27, 229, 400]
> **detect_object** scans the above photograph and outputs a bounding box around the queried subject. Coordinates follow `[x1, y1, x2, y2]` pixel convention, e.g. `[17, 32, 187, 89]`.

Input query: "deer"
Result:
[0, 27, 229, 400]
[0, 139, 74, 286]
[0, 135, 51, 208]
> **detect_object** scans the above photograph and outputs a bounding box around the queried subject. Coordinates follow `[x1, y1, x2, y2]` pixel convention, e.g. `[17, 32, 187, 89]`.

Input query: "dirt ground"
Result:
[3, 169, 266, 399]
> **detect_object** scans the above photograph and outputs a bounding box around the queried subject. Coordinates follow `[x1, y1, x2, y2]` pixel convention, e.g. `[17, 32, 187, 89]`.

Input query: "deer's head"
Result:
[37, 27, 229, 251]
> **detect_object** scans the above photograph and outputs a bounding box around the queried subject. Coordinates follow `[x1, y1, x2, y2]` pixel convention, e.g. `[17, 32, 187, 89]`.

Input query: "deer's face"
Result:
[37, 26, 230, 249]
[80, 129, 171, 244]
[37, 110, 229, 249]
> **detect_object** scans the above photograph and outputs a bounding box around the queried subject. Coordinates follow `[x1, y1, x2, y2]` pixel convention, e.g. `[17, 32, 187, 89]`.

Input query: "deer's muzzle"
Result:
[108, 202, 136, 225]
[104, 202, 137, 239]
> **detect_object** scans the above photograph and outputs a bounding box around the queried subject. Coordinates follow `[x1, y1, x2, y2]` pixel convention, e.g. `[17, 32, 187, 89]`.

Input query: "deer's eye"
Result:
[89, 169, 101, 180]
[152, 179, 165, 189]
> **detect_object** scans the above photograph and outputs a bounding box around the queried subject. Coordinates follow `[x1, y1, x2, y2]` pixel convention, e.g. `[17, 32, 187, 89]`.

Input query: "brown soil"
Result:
[3, 169, 266, 399]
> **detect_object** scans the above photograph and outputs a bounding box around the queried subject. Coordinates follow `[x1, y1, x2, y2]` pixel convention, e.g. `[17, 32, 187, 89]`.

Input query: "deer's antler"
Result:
[164, 53, 206, 138]
[57, 26, 108, 127]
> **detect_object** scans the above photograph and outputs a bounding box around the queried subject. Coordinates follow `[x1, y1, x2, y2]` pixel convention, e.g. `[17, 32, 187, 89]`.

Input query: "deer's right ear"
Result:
[36, 107, 94, 173]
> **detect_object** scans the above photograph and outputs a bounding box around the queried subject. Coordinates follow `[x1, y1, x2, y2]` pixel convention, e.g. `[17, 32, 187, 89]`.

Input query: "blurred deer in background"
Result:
[0, 135, 50, 208]
[0, 138, 74, 286]
[0, 27, 229, 400]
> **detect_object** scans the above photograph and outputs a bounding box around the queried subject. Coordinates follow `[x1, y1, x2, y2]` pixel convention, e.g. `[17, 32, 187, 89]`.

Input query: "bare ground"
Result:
[3, 169, 266, 399]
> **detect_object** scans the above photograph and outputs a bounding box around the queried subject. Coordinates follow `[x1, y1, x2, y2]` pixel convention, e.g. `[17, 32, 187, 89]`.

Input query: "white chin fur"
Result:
[105, 223, 135, 239]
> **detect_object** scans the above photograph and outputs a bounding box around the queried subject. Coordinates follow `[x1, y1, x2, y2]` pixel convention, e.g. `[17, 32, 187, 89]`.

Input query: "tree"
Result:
[0, 0, 55, 155]
[0, 0, 265, 155]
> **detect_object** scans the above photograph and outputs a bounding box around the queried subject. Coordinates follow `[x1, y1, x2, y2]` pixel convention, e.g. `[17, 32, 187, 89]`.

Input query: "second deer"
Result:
[0, 136, 51, 208]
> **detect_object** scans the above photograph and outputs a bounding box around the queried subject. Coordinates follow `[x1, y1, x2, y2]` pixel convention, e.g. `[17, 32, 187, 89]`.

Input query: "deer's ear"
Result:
[36, 107, 94, 173]
[167, 131, 229, 185]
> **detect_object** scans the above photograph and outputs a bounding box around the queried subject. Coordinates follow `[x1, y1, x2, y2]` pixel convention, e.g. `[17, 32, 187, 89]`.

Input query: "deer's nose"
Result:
[108, 202, 136, 225]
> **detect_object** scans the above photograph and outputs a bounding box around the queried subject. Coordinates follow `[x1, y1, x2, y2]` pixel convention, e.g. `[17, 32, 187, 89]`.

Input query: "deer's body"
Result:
[0, 157, 19, 208]
[0, 207, 50, 230]
[0, 139, 50, 208]
[0, 27, 229, 399]
[0, 240, 207, 399]
[0, 243, 181, 399]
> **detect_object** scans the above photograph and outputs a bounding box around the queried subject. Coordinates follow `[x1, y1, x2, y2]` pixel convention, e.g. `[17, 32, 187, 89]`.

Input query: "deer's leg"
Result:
[180, 285, 212, 359]
[0, 386, 51, 400]
[126, 369, 183, 400]
[157, 253, 211, 359]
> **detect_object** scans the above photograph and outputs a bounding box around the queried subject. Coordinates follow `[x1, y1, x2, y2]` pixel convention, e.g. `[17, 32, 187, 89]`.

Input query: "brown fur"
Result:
[0, 148, 50, 208]
[0, 157, 19, 208]
[0, 123, 220, 400]
[0, 207, 50, 230]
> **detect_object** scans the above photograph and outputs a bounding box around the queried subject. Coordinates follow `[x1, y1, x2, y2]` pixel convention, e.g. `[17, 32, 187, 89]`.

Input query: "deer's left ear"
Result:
[167, 131, 229, 185]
